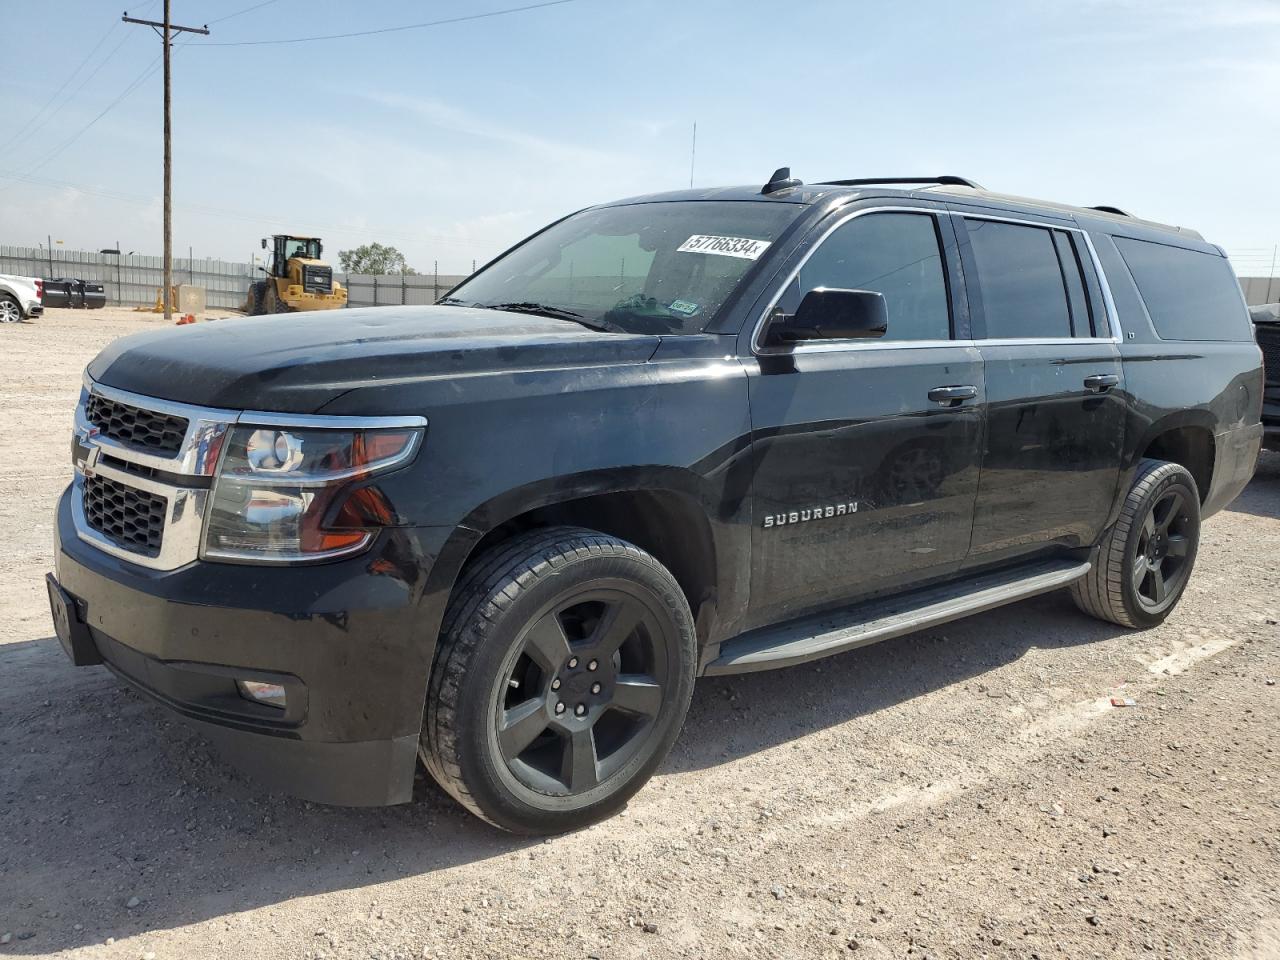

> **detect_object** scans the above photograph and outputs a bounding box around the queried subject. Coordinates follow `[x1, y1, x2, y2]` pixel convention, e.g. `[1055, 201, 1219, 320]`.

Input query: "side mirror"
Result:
[261, 238, 268, 250]
[769, 288, 888, 343]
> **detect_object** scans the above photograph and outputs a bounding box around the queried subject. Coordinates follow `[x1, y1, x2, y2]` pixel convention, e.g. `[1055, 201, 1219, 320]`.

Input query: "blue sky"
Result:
[1, 0, 1278, 276]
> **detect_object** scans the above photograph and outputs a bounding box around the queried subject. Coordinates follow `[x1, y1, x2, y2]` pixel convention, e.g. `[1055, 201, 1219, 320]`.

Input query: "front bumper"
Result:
[52, 486, 449, 806]
[1263, 397, 1280, 451]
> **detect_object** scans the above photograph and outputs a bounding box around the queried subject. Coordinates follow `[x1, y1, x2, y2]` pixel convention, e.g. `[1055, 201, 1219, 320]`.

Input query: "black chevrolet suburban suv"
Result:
[48, 171, 1264, 833]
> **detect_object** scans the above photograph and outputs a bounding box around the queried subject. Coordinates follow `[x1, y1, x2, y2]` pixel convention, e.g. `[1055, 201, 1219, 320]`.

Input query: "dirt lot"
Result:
[1, 308, 1278, 960]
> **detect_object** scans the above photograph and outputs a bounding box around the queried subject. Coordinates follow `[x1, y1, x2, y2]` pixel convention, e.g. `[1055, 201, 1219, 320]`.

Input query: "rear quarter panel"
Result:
[1086, 224, 1264, 517]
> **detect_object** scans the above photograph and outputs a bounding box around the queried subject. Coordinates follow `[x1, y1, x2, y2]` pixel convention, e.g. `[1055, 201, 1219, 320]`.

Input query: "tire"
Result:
[246, 282, 267, 316]
[264, 285, 290, 314]
[1071, 458, 1201, 629]
[420, 527, 697, 834]
[0, 295, 22, 323]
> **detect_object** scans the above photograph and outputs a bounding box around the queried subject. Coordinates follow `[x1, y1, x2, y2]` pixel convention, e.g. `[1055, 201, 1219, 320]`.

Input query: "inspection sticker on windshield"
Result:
[677, 234, 771, 260]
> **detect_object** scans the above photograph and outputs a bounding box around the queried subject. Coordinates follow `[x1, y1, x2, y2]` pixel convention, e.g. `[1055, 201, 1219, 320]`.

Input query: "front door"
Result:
[743, 207, 985, 629]
[953, 213, 1127, 563]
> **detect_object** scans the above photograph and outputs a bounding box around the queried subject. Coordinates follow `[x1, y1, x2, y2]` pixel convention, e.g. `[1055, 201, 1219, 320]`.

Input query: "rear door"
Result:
[953, 210, 1126, 564]
[742, 205, 985, 628]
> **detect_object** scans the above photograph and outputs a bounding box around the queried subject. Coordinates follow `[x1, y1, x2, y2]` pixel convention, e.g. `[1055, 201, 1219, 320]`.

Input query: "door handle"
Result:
[1083, 374, 1119, 393]
[928, 385, 978, 405]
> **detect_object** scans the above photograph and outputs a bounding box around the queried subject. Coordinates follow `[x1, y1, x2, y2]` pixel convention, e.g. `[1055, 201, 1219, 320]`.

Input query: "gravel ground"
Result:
[1, 309, 1277, 960]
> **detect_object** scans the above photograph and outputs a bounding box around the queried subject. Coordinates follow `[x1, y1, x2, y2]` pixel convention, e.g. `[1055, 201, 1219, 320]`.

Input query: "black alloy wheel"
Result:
[1071, 458, 1201, 629]
[1131, 486, 1194, 612]
[495, 587, 669, 797]
[421, 527, 697, 833]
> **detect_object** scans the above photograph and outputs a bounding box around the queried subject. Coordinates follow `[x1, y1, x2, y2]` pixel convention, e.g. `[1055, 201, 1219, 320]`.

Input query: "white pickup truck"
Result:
[0, 273, 44, 322]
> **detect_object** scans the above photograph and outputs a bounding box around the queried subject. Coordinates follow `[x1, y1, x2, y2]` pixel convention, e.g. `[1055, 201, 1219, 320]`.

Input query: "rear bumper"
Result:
[1204, 421, 1265, 517]
[26, 300, 43, 317]
[52, 485, 450, 806]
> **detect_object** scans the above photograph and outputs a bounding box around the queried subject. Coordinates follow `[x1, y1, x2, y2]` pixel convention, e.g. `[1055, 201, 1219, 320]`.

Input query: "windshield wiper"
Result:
[436, 296, 469, 306]
[481, 301, 615, 333]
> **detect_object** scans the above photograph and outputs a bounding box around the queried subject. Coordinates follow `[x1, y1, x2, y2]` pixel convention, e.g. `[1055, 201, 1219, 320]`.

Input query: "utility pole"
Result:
[123, 6, 208, 320]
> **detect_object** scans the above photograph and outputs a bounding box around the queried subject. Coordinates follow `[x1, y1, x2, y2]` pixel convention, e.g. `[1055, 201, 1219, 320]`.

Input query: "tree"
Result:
[337, 242, 417, 275]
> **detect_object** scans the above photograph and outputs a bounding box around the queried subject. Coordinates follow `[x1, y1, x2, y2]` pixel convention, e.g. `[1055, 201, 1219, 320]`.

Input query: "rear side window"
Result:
[1112, 237, 1249, 342]
[778, 212, 951, 341]
[963, 219, 1073, 339]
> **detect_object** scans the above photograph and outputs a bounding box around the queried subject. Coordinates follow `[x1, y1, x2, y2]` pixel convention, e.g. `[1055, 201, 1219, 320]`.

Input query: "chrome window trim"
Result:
[72, 375, 428, 571]
[1076, 229, 1124, 341]
[749, 205, 1125, 355]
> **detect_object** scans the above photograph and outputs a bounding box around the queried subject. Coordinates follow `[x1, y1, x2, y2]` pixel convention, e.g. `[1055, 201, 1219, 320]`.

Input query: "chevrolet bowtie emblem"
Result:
[71, 430, 102, 476]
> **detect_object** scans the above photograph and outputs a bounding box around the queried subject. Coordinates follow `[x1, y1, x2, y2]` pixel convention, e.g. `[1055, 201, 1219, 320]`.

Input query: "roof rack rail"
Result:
[1088, 205, 1131, 217]
[819, 175, 985, 190]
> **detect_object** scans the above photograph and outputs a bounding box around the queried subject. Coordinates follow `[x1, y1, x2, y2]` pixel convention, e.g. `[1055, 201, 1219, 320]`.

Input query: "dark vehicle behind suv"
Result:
[1250, 303, 1280, 449]
[47, 170, 1264, 833]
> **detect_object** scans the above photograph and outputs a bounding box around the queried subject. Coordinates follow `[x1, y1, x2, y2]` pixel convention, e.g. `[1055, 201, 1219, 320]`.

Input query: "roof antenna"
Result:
[762, 166, 802, 195]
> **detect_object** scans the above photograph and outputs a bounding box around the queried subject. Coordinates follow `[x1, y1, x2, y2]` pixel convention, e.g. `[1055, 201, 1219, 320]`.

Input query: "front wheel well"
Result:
[1143, 426, 1214, 503]
[462, 490, 720, 643]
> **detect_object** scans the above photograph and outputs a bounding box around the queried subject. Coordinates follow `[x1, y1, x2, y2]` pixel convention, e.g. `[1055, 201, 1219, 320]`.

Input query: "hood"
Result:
[88, 305, 662, 412]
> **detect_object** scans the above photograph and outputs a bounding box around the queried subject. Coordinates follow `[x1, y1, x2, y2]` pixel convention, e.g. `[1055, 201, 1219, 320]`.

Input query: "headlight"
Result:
[201, 424, 422, 563]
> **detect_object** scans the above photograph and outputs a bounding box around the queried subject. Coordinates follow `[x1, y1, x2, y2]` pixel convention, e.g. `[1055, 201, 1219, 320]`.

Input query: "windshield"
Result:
[445, 201, 797, 334]
[284, 238, 321, 260]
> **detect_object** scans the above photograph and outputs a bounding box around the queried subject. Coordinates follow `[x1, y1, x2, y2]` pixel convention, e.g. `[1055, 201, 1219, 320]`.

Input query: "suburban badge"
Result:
[763, 501, 859, 528]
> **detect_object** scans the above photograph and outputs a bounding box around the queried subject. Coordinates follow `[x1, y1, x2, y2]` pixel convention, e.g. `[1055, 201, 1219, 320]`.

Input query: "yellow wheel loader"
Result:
[245, 235, 347, 315]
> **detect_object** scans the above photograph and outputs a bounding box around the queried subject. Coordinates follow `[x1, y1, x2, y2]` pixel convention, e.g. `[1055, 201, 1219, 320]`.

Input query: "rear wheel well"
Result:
[1143, 426, 1214, 502]
[463, 490, 719, 642]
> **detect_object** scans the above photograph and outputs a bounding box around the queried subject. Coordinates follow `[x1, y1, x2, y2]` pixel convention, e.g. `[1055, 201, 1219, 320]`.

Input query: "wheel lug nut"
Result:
[551, 678, 561, 690]
[554, 702, 565, 715]
[591, 682, 602, 694]
[574, 704, 586, 717]
[587, 659, 598, 671]
[567, 657, 579, 669]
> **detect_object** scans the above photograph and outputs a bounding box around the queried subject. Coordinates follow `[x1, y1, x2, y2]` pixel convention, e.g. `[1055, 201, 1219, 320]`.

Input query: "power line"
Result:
[0, 26, 212, 195]
[208, 0, 283, 24]
[195, 0, 579, 46]
[12, 26, 142, 147]
[0, 56, 163, 191]
[11, 0, 162, 143]
[10, 26, 120, 142]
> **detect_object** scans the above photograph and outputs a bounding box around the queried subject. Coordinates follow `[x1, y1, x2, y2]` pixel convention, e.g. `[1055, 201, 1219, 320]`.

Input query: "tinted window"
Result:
[964, 219, 1072, 339]
[778, 212, 950, 341]
[1113, 237, 1250, 342]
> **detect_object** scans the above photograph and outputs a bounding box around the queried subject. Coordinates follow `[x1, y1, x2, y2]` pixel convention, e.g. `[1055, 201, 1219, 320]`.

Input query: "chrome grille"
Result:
[82, 473, 167, 556]
[1257, 324, 1280, 386]
[85, 392, 189, 453]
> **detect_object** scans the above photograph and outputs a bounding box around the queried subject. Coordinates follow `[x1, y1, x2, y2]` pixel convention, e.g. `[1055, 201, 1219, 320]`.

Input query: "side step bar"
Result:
[704, 558, 1091, 675]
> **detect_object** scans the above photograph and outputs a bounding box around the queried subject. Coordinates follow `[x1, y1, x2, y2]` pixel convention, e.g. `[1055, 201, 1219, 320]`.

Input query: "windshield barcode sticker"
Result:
[677, 235, 772, 260]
